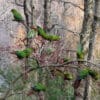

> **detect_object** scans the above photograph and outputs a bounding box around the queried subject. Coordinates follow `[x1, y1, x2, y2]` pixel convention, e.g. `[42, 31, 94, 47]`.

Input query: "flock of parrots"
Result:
[11, 9, 99, 94]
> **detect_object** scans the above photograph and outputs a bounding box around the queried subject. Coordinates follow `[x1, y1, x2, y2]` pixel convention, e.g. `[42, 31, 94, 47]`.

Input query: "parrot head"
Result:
[11, 9, 16, 13]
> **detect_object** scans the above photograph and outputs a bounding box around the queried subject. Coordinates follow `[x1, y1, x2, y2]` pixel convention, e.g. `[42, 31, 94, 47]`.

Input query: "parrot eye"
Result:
[11, 9, 14, 12]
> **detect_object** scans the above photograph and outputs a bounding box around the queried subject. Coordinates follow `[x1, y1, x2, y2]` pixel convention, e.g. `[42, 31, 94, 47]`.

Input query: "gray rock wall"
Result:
[0, 0, 100, 100]
[0, 0, 99, 72]
[0, 0, 84, 68]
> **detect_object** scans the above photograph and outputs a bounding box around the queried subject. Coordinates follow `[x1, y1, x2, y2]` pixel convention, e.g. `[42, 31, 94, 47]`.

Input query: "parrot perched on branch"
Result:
[27, 83, 46, 96]
[77, 43, 84, 60]
[15, 51, 26, 59]
[32, 83, 46, 92]
[11, 9, 24, 22]
[37, 26, 60, 41]
[15, 48, 33, 59]
[23, 48, 33, 57]
[78, 68, 89, 80]
[89, 69, 99, 80]
[64, 71, 73, 80]
[73, 68, 89, 89]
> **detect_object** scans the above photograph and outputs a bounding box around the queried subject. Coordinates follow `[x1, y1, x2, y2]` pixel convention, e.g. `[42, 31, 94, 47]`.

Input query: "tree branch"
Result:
[62, 1, 84, 11]
[2, 58, 99, 99]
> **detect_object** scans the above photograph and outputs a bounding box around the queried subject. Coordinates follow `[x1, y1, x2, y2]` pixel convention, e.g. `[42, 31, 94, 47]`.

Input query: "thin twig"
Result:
[2, 59, 99, 99]
[62, 1, 84, 11]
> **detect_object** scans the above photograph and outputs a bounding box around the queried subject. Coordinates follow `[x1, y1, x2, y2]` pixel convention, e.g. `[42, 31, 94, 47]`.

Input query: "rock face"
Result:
[0, 0, 84, 67]
[0, 0, 100, 99]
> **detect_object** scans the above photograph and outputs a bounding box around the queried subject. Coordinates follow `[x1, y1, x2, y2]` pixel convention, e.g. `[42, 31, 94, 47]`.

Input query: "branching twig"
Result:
[15, 0, 24, 7]
[10, 0, 23, 7]
[2, 58, 99, 99]
[62, 1, 84, 11]
[47, 23, 79, 36]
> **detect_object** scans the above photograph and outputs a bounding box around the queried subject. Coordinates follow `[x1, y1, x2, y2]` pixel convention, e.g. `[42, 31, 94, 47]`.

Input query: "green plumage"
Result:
[15, 48, 33, 59]
[37, 26, 60, 41]
[63, 58, 70, 62]
[27, 29, 37, 39]
[77, 43, 84, 60]
[78, 68, 89, 80]
[37, 26, 46, 37]
[23, 48, 33, 57]
[32, 83, 46, 92]
[45, 35, 60, 41]
[54, 69, 64, 77]
[15, 51, 26, 59]
[78, 68, 99, 80]
[89, 69, 99, 80]
[64, 72, 73, 80]
[11, 9, 23, 21]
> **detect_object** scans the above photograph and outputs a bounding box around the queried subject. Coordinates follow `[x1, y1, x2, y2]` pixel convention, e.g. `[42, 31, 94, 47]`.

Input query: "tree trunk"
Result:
[74, 0, 95, 100]
[84, 0, 99, 100]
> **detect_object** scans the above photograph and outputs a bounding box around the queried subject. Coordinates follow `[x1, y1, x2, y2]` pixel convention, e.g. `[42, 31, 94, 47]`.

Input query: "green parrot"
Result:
[37, 26, 46, 37]
[64, 72, 73, 80]
[15, 51, 26, 59]
[11, 9, 24, 22]
[63, 58, 70, 62]
[15, 48, 33, 59]
[77, 43, 84, 60]
[37, 26, 60, 41]
[23, 48, 33, 57]
[74, 68, 89, 89]
[32, 83, 46, 92]
[54, 69, 64, 77]
[78, 68, 89, 80]
[44, 34, 60, 41]
[89, 69, 99, 80]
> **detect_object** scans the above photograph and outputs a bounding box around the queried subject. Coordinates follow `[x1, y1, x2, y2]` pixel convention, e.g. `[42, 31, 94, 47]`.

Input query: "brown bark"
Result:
[74, 0, 95, 100]
[83, 0, 99, 100]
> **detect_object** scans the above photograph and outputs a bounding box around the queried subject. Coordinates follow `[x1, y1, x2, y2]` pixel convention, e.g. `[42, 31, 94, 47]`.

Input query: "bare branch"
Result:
[15, 0, 24, 7]
[62, 1, 84, 11]
[47, 24, 79, 36]
[2, 58, 99, 99]
[10, 1, 23, 7]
